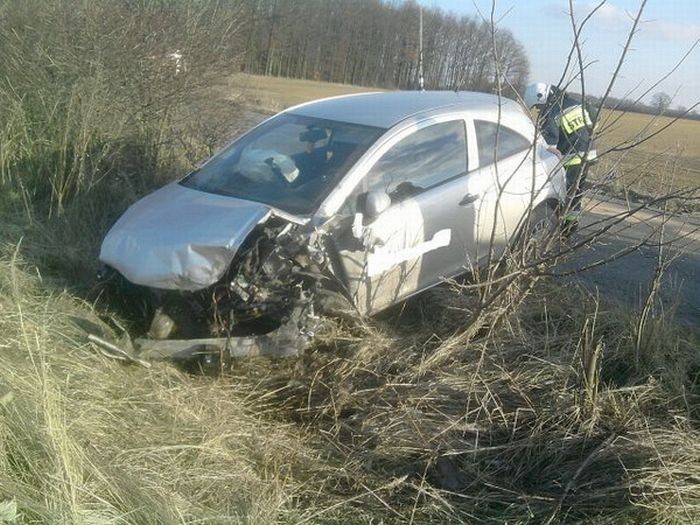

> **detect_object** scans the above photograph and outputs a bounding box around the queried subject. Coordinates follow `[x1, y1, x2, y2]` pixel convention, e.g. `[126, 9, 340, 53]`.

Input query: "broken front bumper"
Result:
[87, 305, 320, 367]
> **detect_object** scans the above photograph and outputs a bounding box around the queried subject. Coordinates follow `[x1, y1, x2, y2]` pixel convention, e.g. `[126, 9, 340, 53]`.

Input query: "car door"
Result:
[325, 119, 477, 315]
[469, 119, 537, 262]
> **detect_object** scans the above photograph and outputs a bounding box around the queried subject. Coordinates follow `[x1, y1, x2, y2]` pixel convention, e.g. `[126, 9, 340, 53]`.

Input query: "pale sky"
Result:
[417, 0, 700, 109]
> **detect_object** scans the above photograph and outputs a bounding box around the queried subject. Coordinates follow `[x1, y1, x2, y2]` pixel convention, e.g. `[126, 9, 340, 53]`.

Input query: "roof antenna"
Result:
[418, 6, 424, 91]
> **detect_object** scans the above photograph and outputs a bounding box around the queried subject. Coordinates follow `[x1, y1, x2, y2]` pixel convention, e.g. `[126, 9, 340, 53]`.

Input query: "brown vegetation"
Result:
[2, 240, 699, 523]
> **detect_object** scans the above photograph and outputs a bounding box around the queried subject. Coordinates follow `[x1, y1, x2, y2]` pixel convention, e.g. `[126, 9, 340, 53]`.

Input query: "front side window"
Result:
[180, 113, 385, 215]
[366, 120, 467, 202]
[475, 120, 531, 167]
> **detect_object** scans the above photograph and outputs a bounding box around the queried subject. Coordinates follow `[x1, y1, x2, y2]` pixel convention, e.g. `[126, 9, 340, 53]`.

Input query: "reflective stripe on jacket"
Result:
[563, 148, 598, 167]
[556, 104, 593, 135]
[539, 93, 596, 164]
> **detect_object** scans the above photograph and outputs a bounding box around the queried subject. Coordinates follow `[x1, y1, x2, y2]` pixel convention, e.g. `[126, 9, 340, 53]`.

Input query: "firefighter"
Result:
[524, 83, 596, 233]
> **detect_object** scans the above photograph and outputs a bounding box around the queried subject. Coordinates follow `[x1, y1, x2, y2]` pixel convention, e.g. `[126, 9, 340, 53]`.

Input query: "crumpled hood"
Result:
[99, 182, 271, 291]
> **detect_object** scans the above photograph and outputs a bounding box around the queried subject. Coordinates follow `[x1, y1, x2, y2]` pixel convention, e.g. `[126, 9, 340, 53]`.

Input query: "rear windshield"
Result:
[180, 113, 385, 215]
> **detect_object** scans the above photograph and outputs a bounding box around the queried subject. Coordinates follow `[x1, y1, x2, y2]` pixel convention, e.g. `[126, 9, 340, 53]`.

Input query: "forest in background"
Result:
[237, 0, 530, 92]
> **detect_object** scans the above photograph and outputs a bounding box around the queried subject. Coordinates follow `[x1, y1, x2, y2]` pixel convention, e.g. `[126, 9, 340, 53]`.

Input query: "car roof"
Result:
[286, 90, 524, 128]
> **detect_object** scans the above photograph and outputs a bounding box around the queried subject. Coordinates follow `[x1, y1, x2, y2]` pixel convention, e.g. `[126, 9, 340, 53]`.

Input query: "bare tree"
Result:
[650, 91, 672, 112]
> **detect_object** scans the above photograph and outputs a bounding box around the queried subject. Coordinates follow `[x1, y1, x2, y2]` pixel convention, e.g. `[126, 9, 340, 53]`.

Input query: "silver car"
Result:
[98, 91, 565, 361]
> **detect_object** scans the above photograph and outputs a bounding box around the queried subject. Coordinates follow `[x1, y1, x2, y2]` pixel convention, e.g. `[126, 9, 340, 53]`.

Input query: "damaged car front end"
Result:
[98, 194, 333, 363]
[96, 111, 384, 363]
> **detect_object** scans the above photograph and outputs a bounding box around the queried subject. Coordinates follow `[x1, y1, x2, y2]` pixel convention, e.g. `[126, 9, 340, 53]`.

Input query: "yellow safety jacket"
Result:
[540, 94, 596, 167]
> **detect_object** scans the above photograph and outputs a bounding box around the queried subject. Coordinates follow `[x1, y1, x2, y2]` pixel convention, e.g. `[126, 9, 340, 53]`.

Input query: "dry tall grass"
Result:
[2, 240, 699, 523]
[0, 249, 330, 524]
[0, 0, 243, 218]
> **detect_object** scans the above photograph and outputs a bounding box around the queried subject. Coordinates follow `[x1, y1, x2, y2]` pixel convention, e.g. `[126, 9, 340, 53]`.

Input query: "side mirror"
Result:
[364, 190, 391, 220]
[351, 190, 391, 240]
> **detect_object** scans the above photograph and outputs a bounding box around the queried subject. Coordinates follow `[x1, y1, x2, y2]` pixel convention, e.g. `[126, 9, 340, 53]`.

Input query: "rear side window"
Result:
[366, 120, 467, 202]
[475, 120, 531, 167]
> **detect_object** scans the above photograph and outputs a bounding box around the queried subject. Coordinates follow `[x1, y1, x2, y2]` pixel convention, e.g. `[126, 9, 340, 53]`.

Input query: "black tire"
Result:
[517, 203, 559, 262]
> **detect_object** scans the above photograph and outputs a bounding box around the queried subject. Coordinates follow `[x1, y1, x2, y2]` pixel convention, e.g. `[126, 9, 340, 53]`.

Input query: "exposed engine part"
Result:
[206, 218, 329, 337]
[136, 304, 319, 361]
[148, 307, 177, 339]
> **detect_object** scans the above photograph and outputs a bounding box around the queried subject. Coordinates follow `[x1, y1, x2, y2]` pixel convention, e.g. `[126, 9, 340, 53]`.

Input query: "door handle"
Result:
[459, 193, 479, 206]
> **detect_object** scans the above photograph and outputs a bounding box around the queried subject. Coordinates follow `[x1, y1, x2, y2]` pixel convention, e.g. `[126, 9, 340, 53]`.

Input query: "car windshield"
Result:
[180, 113, 385, 215]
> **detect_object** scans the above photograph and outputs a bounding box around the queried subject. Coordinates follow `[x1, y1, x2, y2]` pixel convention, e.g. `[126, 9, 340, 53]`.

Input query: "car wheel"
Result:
[518, 203, 559, 263]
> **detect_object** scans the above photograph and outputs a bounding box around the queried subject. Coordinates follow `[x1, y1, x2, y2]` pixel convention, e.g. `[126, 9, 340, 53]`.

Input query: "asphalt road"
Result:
[563, 197, 700, 326]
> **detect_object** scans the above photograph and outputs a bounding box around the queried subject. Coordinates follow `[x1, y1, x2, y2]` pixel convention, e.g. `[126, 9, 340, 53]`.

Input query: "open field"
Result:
[595, 109, 700, 200]
[225, 73, 386, 112]
[599, 110, 700, 164]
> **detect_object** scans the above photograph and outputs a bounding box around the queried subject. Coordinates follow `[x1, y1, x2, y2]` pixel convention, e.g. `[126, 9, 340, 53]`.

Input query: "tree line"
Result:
[237, 0, 530, 93]
[581, 92, 700, 121]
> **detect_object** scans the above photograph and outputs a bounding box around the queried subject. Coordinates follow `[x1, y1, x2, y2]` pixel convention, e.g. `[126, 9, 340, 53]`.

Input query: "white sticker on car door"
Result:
[367, 228, 452, 277]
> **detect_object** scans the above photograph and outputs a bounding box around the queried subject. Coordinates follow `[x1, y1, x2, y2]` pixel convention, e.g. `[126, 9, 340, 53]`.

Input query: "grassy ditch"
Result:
[0, 250, 323, 523]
